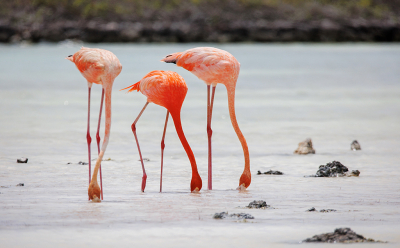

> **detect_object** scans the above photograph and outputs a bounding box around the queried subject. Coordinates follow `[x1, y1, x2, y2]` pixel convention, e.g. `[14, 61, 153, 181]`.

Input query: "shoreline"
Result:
[1, 19, 400, 43]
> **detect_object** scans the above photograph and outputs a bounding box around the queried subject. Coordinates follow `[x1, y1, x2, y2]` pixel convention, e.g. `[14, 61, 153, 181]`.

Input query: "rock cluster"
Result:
[311, 161, 360, 177]
[257, 170, 283, 175]
[307, 207, 336, 212]
[303, 228, 384, 243]
[213, 212, 254, 220]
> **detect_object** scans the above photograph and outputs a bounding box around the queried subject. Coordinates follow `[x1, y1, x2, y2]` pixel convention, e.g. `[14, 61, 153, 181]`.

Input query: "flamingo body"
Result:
[67, 47, 122, 201]
[162, 47, 251, 189]
[122, 70, 202, 192]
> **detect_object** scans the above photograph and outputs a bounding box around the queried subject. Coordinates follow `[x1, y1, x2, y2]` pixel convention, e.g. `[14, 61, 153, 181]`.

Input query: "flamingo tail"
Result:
[120, 81, 140, 93]
[170, 109, 202, 192]
[226, 85, 251, 188]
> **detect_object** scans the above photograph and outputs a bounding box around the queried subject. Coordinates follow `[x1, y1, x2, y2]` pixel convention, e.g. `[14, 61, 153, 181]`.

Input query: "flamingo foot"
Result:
[141, 174, 147, 192]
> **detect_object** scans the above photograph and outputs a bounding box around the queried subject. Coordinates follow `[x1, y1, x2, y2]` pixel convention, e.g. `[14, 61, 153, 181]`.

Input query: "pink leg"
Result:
[87, 87, 92, 200]
[96, 89, 105, 200]
[132, 102, 149, 192]
[207, 85, 217, 190]
[160, 111, 169, 193]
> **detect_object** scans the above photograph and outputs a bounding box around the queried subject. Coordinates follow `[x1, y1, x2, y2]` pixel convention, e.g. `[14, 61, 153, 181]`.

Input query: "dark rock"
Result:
[16, 183, 24, 186]
[307, 207, 317, 212]
[351, 140, 361, 150]
[294, 138, 315, 154]
[351, 170, 360, 176]
[257, 170, 283, 175]
[17, 158, 28, 163]
[247, 200, 269, 209]
[303, 227, 384, 243]
[213, 212, 254, 219]
[78, 161, 88, 165]
[314, 161, 352, 177]
[138, 158, 150, 162]
[213, 212, 228, 219]
[230, 213, 254, 219]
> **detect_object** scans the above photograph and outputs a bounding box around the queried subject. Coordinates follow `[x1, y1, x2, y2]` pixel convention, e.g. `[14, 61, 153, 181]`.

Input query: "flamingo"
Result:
[161, 47, 250, 190]
[66, 47, 122, 202]
[121, 70, 202, 193]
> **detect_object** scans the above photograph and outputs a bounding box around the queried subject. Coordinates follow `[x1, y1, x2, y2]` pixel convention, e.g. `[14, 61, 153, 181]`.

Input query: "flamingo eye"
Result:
[68, 55, 73, 57]
[166, 55, 172, 58]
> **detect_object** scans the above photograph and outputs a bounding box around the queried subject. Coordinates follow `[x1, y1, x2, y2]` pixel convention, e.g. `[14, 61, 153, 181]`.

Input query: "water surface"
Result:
[0, 42, 399, 247]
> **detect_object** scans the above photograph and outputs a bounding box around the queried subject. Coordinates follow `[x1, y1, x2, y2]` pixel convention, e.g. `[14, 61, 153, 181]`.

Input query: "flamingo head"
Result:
[66, 54, 74, 62]
[88, 181, 101, 202]
[237, 171, 251, 191]
[190, 174, 202, 193]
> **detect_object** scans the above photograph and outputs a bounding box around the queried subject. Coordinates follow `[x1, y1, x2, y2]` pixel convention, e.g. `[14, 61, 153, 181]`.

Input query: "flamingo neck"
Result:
[169, 109, 202, 191]
[225, 85, 251, 181]
[91, 83, 112, 184]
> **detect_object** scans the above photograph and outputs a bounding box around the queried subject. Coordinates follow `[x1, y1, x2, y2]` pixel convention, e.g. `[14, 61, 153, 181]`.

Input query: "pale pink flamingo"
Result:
[66, 47, 122, 202]
[121, 70, 202, 193]
[161, 47, 250, 190]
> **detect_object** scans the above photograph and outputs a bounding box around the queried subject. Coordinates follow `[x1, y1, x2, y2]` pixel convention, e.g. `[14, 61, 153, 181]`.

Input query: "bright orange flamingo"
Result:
[67, 47, 122, 202]
[121, 70, 202, 193]
[161, 47, 250, 190]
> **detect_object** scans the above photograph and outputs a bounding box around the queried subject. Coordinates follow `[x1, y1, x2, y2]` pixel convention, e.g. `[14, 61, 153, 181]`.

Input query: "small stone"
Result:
[307, 207, 316, 212]
[213, 212, 254, 220]
[266, 170, 283, 175]
[229, 213, 254, 219]
[320, 209, 336, 213]
[78, 161, 88, 165]
[257, 170, 283, 175]
[67, 162, 72, 164]
[139, 158, 150, 162]
[17, 158, 28, 163]
[294, 138, 315, 154]
[247, 200, 269, 209]
[16, 183, 24, 186]
[351, 140, 361, 150]
[350, 170, 360, 176]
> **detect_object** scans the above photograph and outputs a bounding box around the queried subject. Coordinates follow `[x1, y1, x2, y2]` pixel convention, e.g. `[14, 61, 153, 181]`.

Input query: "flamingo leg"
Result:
[160, 111, 169, 193]
[207, 85, 217, 190]
[132, 102, 150, 192]
[87, 87, 92, 200]
[96, 88, 105, 200]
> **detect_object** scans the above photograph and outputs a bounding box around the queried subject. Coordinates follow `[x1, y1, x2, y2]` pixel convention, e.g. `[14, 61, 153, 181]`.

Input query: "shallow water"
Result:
[0, 42, 400, 247]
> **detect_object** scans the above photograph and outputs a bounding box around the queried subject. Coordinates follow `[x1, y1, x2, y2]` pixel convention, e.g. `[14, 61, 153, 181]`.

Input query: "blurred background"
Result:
[1, 0, 400, 43]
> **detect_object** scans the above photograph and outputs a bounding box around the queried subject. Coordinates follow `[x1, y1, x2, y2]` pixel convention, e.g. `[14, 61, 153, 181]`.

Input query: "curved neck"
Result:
[169, 109, 200, 178]
[225, 85, 250, 173]
[92, 84, 112, 182]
